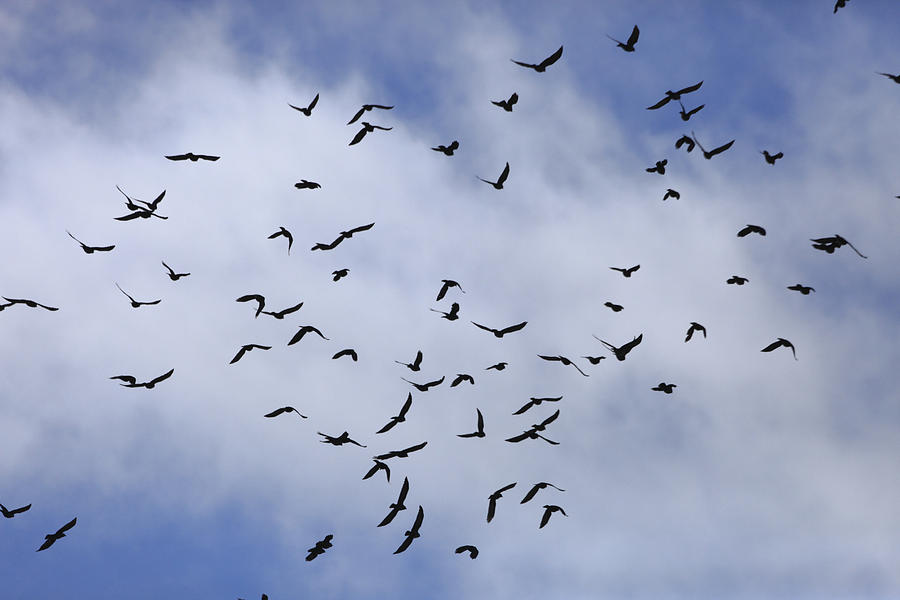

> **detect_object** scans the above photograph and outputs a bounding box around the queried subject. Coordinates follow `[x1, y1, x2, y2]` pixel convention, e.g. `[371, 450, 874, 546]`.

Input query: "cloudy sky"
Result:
[1, 1, 899, 598]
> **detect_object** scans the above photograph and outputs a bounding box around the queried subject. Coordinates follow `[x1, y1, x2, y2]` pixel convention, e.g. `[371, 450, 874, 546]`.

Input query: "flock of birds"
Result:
[2, 5, 889, 598]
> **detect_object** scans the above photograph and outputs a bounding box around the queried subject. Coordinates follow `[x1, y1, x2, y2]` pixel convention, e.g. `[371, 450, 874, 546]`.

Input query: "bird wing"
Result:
[513, 400, 533, 415]
[486, 497, 497, 522]
[626, 25, 640, 47]
[708, 139, 735, 156]
[308, 93, 319, 110]
[426, 376, 445, 388]
[505, 430, 531, 443]
[230, 347, 247, 364]
[264, 407, 287, 418]
[66, 230, 84, 246]
[509, 92, 518, 105]
[91, 244, 115, 252]
[538, 355, 562, 362]
[347, 107, 366, 125]
[497, 162, 510, 185]
[540, 506, 552, 528]
[398, 392, 413, 418]
[165, 154, 189, 161]
[471, 321, 496, 334]
[56, 517, 77, 535]
[676, 80, 703, 95]
[499, 321, 527, 335]
[476, 409, 484, 431]
[403, 441, 428, 454]
[349, 127, 368, 146]
[11, 503, 32, 515]
[621, 334, 643, 353]
[520, 484, 540, 504]
[760, 340, 783, 352]
[411, 351, 423, 369]
[436, 282, 450, 301]
[511, 59, 537, 69]
[196, 154, 220, 161]
[646, 96, 671, 110]
[110, 375, 137, 384]
[347, 222, 375, 235]
[540, 410, 560, 428]
[148, 369, 174, 385]
[539, 45, 563, 68]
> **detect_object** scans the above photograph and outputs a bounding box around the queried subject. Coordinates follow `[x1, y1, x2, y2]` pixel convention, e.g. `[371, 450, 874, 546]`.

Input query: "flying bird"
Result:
[537, 355, 588, 376]
[377, 393, 413, 434]
[678, 100, 705, 121]
[607, 25, 639, 52]
[289, 93, 319, 116]
[787, 284, 815, 295]
[471, 320, 527, 338]
[268, 227, 293, 254]
[726, 275, 749, 285]
[332, 269, 349, 282]
[604, 302, 624, 312]
[691, 131, 736, 159]
[347, 103, 393, 126]
[395, 351, 423, 371]
[401, 376, 444, 392]
[520, 482, 565, 504]
[810, 235, 867, 258]
[115, 283, 161, 308]
[165, 153, 219, 162]
[36, 517, 77, 551]
[663, 189, 680, 201]
[510, 45, 563, 72]
[161, 261, 190, 281]
[761, 150, 784, 164]
[363, 460, 390, 482]
[378, 477, 410, 527]
[647, 81, 703, 110]
[436, 279, 465, 301]
[487, 483, 517, 523]
[684, 322, 707, 342]
[506, 410, 561, 445]
[432, 141, 459, 155]
[305, 534, 332, 561]
[876, 71, 900, 84]
[294, 180, 321, 189]
[594, 333, 643, 361]
[287, 325, 329, 345]
[260, 300, 304, 319]
[491, 92, 518, 112]
[115, 185, 165, 213]
[349, 121, 392, 146]
[263, 406, 307, 419]
[646, 159, 667, 174]
[318, 431, 366, 447]
[339, 222, 375, 239]
[393, 505, 424, 554]
[675, 135, 696, 152]
[457, 409, 486, 438]
[834, 0, 848, 13]
[66, 231, 114, 254]
[373, 441, 427, 461]
[236, 294, 266, 317]
[486, 362, 508, 371]
[539, 504, 567, 528]
[737, 224, 766, 237]
[478, 162, 510, 189]
[1, 297, 58, 311]
[0, 503, 31, 518]
[455, 545, 479, 559]
[761, 338, 797, 360]
[450, 373, 474, 387]
[110, 368, 174, 389]
[513, 397, 562, 415]
[431, 302, 460, 321]
[332, 348, 358, 361]
[651, 382, 677, 393]
[610, 265, 640, 277]
[230, 344, 272, 364]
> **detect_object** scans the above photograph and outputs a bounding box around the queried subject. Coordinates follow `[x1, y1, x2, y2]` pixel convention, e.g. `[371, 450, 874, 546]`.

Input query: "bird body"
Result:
[289, 93, 319, 116]
[539, 504, 567, 528]
[761, 150, 784, 164]
[432, 141, 459, 155]
[305, 534, 332, 561]
[594, 334, 643, 361]
[651, 382, 677, 393]
[491, 93, 518, 112]
[685, 322, 706, 342]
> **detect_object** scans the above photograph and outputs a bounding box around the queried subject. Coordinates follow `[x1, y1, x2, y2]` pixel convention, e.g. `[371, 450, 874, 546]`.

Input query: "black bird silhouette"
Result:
[115, 283, 161, 308]
[347, 104, 393, 126]
[675, 135, 696, 152]
[432, 141, 459, 155]
[395, 351, 423, 371]
[1, 297, 58, 311]
[332, 348, 358, 361]
[685, 322, 707, 342]
[236, 294, 266, 317]
[539, 505, 567, 528]
[727, 275, 749, 285]
[287, 325, 329, 345]
[537, 355, 588, 377]
[332, 269, 349, 282]
[310, 223, 374, 251]
[289, 93, 319, 116]
[66, 231, 114, 254]
[737, 224, 766, 237]
[607, 25, 639, 52]
[268, 227, 293, 254]
[478, 162, 510, 189]
[691, 131, 735, 159]
[647, 81, 703, 110]
[787, 284, 815, 295]
[458, 409, 486, 438]
[610, 265, 640, 277]
[393, 505, 424, 554]
[305, 534, 332, 561]
[165, 153, 219, 162]
[455, 545, 479, 559]
[339, 222, 376, 239]
[604, 302, 624, 313]
[761, 150, 784, 164]
[263, 406, 307, 419]
[582, 356, 606, 365]
[294, 179, 321, 189]
[651, 382, 677, 393]
[401, 376, 444, 392]
[511, 45, 563, 72]
[436, 279, 465, 301]
[110, 368, 174, 389]
[834, 0, 848, 13]
[646, 159, 667, 174]
[678, 100, 705, 121]
[363, 460, 390, 482]
[520, 482, 565, 504]
[876, 72, 900, 84]
[431, 302, 460, 321]
[0, 503, 31, 518]
[594, 334, 643, 361]
[260, 300, 303, 319]
[373, 441, 427, 461]
[486, 362, 508, 371]
[810, 235, 867, 258]
[761, 338, 797, 360]
[663, 189, 680, 201]
[451, 373, 474, 387]
[487, 483, 517, 523]
[230, 344, 272, 364]
[471, 320, 527, 338]
[506, 410, 561, 444]
[161, 261, 190, 281]
[378, 477, 410, 527]
[377, 393, 413, 434]
[349, 121, 393, 146]
[318, 431, 366, 447]
[491, 93, 518, 112]
[36, 517, 76, 551]
[513, 397, 562, 415]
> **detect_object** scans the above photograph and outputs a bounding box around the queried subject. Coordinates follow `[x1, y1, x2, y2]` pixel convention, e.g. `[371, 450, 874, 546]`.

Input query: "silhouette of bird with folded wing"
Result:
[651, 382, 677, 393]
[289, 93, 318, 116]
[432, 140, 459, 155]
[436, 280, 465, 301]
[663, 189, 680, 201]
[451, 373, 474, 387]
[610, 265, 640, 278]
[393, 505, 424, 554]
[520, 482, 565, 504]
[332, 348, 358, 361]
[487, 483, 517, 523]
[491, 93, 518, 112]
[761, 150, 784, 164]
[305, 534, 332, 561]
[287, 325, 329, 345]
[401, 376, 444, 392]
[0, 502, 31, 518]
[110, 368, 174, 389]
[1, 297, 59, 311]
[678, 100, 704, 121]
[539, 505, 567, 528]
[761, 338, 797, 360]
[373, 441, 427, 461]
[363, 460, 390, 482]
[834, 0, 848, 14]
[478, 162, 510, 189]
[685, 322, 706, 342]
[594, 333, 643, 361]
[349, 122, 392, 146]
[431, 302, 460, 321]
[810, 235, 867, 258]
[537, 355, 588, 376]
[236, 294, 265, 317]
[161, 261, 190, 281]
[310, 238, 344, 252]
[332, 269, 349, 282]
[268, 227, 293, 254]
[513, 397, 561, 415]
[260, 300, 303, 319]
[294, 179, 321, 189]
[455, 545, 479, 559]
[115, 283, 160, 308]
[66, 231, 114, 254]
[604, 302, 624, 312]
[511, 45, 563, 72]
[396, 351, 423, 372]
[646, 159, 667, 174]
[377, 393, 413, 434]
[607, 25, 639, 52]
[647, 81, 703, 110]
[727, 275, 749, 285]
[318, 431, 366, 447]
[583, 356, 605, 364]
[347, 104, 393, 126]
[738, 224, 766, 237]
[486, 362, 508, 371]
[165, 153, 219, 162]
[675, 135, 696, 152]
[264, 406, 307, 419]
[230, 344, 271, 364]
[787, 284, 815, 295]
[691, 131, 735, 159]
[471, 320, 527, 338]
[36, 517, 76, 551]
[378, 477, 410, 527]
[458, 409, 486, 438]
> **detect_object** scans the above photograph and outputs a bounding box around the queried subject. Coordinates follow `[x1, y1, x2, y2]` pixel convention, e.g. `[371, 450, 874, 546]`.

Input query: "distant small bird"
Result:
[161, 261, 190, 281]
[432, 141, 459, 155]
[289, 93, 319, 116]
[604, 302, 624, 312]
[876, 72, 900, 84]
[737, 224, 766, 237]
[810, 235, 867, 258]
[726, 275, 749, 285]
[395, 350, 423, 371]
[510, 45, 563, 72]
[264, 406, 307, 419]
[455, 545, 479, 559]
[677, 99, 704, 121]
[431, 302, 460, 321]
[685, 322, 706, 342]
[761, 150, 784, 164]
[305, 534, 333, 561]
[287, 325, 329, 345]
[594, 333, 643, 361]
[332, 269, 350, 282]
[834, 0, 848, 14]
[607, 25, 639, 52]
[260, 300, 304, 319]
[610, 265, 640, 277]
[373, 441, 427, 460]
[512, 396, 561, 416]
[491, 92, 518, 112]
[647, 81, 703, 110]
[349, 121, 392, 146]
[36, 517, 77, 551]
[646, 159, 667, 174]
[230, 344, 272, 364]
[436, 279, 465, 301]
[1, 297, 59, 311]
[487, 483, 517, 523]
[486, 362, 508, 371]
[692, 131, 735, 159]
[478, 162, 510, 189]
[651, 382, 677, 393]
[165, 153, 219, 162]
[378, 477, 410, 527]
[66, 231, 114, 254]
[675, 135, 696, 152]
[520, 482, 565, 504]
[583, 356, 606, 365]
[347, 104, 393, 126]
[363, 460, 390, 482]
[663, 189, 680, 201]
[294, 180, 321, 189]
[332, 348, 358, 361]
[471, 320, 527, 338]
[393, 505, 424, 554]
[401, 376, 444, 392]
[318, 431, 366, 447]
[0, 502, 31, 518]
[115, 283, 161, 308]
[451, 373, 474, 387]
[537, 355, 588, 377]
[761, 338, 797, 360]
[457, 409, 486, 438]
[376, 393, 413, 434]
[110, 368, 174, 389]
[236, 294, 266, 317]
[268, 227, 293, 254]
[787, 284, 815, 295]
[539, 504, 567, 528]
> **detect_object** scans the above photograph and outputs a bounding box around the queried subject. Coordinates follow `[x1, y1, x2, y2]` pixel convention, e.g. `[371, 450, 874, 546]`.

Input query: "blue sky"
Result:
[1, 2, 899, 599]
